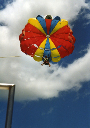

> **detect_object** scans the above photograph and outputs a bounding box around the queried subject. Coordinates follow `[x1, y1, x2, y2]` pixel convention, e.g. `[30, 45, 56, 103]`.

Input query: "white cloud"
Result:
[0, 47, 90, 101]
[84, 13, 90, 25]
[0, 0, 90, 101]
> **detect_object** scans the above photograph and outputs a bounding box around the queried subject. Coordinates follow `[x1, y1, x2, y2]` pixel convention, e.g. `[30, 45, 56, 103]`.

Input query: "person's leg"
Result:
[49, 63, 51, 67]
[41, 62, 45, 66]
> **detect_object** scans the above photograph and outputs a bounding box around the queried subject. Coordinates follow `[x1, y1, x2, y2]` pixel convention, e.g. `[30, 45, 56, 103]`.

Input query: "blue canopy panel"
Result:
[49, 16, 61, 35]
[36, 15, 47, 34]
[53, 16, 61, 21]
[43, 38, 51, 62]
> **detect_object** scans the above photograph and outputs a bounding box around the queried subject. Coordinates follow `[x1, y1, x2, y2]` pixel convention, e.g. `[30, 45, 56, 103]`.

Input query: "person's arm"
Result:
[42, 56, 44, 59]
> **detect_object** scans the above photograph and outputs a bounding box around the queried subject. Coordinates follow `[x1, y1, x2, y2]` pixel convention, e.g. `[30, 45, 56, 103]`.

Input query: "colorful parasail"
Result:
[19, 15, 76, 63]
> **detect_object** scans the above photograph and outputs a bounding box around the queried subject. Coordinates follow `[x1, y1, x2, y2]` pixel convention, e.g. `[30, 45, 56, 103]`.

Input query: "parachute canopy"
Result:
[19, 15, 76, 62]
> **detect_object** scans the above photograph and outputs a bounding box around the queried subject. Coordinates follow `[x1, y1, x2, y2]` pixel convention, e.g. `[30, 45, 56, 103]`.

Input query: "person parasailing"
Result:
[41, 55, 51, 67]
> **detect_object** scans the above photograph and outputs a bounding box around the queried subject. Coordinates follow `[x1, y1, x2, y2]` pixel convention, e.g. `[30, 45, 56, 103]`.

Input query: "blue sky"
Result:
[0, 0, 90, 128]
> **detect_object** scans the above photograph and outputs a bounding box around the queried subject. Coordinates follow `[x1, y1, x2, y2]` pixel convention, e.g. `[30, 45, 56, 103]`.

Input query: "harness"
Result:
[44, 57, 49, 62]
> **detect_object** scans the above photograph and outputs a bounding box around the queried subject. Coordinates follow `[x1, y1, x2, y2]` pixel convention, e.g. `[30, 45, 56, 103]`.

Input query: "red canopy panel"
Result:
[19, 23, 46, 56]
